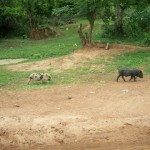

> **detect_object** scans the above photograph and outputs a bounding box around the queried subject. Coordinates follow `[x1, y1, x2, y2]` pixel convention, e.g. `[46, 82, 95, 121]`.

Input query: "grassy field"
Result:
[0, 20, 150, 90]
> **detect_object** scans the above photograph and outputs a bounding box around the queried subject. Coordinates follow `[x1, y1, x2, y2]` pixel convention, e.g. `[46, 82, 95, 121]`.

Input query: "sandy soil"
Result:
[0, 44, 150, 150]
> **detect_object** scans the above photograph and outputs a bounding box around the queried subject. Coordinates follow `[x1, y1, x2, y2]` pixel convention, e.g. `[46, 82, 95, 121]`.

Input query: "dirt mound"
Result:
[6, 44, 147, 72]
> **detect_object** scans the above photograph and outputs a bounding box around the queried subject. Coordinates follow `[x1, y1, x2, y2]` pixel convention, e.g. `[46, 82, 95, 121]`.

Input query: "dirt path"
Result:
[0, 59, 27, 65]
[0, 44, 150, 150]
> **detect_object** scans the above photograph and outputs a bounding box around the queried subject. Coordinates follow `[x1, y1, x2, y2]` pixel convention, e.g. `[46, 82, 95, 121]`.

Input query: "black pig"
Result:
[116, 68, 143, 82]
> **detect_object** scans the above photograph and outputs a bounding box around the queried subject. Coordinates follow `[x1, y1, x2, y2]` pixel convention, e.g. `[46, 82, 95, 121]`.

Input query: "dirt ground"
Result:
[0, 44, 150, 150]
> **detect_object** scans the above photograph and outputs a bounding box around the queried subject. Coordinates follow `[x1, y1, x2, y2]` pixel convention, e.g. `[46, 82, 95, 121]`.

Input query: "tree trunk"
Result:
[88, 8, 96, 44]
[115, 0, 124, 34]
[28, 7, 35, 29]
[89, 22, 94, 44]
[28, 5, 36, 39]
[78, 24, 86, 47]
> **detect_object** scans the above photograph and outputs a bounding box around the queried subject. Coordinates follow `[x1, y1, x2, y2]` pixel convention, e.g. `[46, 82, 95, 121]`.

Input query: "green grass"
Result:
[0, 36, 81, 60]
[93, 37, 148, 46]
[103, 50, 150, 74]
[0, 67, 28, 89]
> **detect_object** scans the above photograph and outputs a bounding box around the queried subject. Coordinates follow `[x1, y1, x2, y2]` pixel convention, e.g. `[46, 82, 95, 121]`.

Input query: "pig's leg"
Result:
[116, 75, 121, 82]
[28, 78, 32, 84]
[129, 76, 133, 81]
[121, 76, 126, 82]
[133, 76, 136, 81]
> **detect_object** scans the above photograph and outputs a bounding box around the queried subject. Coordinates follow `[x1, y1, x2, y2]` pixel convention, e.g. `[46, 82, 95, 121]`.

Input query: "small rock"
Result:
[73, 43, 77, 46]
[51, 126, 55, 129]
[55, 138, 64, 144]
[14, 104, 20, 107]
[59, 130, 64, 134]
[124, 123, 132, 126]
[90, 91, 95, 94]
[37, 141, 45, 145]
[68, 96, 72, 99]
[122, 89, 129, 93]
[54, 128, 59, 132]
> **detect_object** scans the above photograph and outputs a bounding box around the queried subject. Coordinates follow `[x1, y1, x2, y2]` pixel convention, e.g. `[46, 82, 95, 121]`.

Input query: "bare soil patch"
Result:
[0, 58, 27, 65]
[0, 44, 150, 150]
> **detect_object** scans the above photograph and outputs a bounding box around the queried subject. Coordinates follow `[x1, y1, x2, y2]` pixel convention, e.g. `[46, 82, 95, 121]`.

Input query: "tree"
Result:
[22, 0, 54, 29]
[114, 0, 149, 35]
[21, 0, 55, 39]
[0, 0, 23, 37]
[51, 0, 78, 25]
[115, 0, 124, 34]
[76, 0, 101, 46]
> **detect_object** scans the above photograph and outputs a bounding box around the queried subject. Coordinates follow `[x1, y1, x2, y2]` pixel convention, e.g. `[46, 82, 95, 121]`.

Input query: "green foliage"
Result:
[124, 7, 150, 38]
[100, 0, 150, 40]
[76, 0, 102, 22]
[100, 2, 115, 25]
[0, 0, 55, 37]
[51, 0, 78, 26]
[22, 0, 55, 28]
[0, 0, 25, 37]
[144, 33, 150, 46]
[1, 0, 149, 40]
[52, 6, 74, 25]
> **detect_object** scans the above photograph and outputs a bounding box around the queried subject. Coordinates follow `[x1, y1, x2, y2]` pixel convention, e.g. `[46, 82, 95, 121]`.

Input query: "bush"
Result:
[51, 3, 77, 26]
[101, 7, 150, 45]
[101, 24, 116, 38]
[144, 34, 150, 46]
[124, 8, 150, 38]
